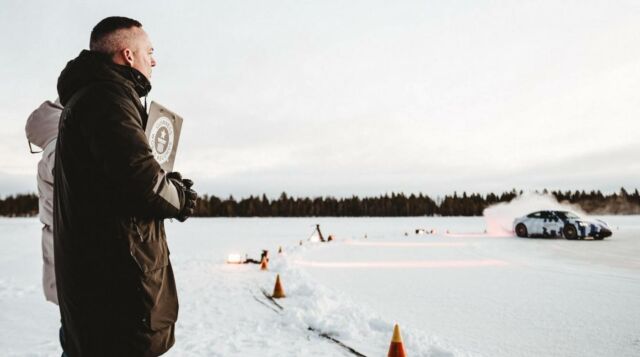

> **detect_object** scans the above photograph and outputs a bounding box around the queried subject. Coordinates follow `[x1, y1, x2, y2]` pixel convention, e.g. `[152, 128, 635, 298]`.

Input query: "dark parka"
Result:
[54, 50, 184, 356]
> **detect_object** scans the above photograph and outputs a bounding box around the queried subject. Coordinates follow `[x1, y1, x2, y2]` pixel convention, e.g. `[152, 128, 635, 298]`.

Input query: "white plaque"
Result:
[145, 101, 183, 172]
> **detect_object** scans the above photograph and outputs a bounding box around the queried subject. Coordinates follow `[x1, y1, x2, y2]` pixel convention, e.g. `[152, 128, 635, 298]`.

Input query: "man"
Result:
[54, 17, 197, 356]
[26, 99, 63, 305]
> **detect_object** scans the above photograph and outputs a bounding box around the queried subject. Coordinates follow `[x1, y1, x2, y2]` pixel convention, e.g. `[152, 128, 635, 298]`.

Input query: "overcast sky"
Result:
[1, 0, 638, 198]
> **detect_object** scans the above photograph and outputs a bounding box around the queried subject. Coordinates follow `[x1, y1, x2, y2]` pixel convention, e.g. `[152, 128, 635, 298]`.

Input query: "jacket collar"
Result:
[112, 62, 152, 98]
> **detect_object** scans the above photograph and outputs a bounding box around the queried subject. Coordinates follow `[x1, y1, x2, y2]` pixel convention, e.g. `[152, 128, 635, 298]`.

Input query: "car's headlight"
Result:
[578, 221, 588, 227]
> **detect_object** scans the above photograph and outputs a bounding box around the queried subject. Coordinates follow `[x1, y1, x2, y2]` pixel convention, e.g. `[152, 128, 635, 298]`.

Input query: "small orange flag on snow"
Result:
[387, 324, 406, 357]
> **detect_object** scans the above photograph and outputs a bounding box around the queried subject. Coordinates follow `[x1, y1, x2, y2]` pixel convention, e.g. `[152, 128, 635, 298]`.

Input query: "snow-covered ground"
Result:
[1, 215, 639, 356]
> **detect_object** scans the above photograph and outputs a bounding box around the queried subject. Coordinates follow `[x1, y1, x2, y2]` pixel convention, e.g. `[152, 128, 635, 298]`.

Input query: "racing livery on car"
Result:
[513, 210, 612, 240]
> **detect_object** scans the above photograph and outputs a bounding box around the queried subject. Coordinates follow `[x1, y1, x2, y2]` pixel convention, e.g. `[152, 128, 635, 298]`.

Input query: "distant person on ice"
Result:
[26, 99, 63, 305]
[54, 16, 197, 356]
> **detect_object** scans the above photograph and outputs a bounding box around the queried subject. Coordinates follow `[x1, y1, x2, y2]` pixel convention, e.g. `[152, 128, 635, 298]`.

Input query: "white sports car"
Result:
[513, 210, 612, 240]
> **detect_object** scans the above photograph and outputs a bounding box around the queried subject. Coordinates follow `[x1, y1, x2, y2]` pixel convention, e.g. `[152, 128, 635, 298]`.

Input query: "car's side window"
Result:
[528, 212, 542, 219]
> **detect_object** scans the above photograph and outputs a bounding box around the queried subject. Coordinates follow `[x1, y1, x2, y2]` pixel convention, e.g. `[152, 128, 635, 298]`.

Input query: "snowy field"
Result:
[1, 215, 639, 356]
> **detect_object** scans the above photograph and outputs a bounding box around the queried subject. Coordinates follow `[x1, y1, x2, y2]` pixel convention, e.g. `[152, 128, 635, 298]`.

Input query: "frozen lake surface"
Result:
[1, 216, 639, 356]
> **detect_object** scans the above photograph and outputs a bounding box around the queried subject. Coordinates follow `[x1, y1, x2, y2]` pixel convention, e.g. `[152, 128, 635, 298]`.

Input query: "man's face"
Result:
[130, 28, 156, 80]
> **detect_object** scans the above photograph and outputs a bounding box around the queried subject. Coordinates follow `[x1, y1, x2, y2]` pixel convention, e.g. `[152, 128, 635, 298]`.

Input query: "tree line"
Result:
[0, 193, 39, 217]
[2, 188, 639, 217]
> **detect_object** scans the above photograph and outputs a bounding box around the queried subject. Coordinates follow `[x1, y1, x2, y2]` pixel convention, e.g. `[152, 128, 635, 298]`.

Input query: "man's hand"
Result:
[167, 172, 198, 222]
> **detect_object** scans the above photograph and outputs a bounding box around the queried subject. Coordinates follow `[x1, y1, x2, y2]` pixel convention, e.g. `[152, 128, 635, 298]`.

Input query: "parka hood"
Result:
[25, 99, 63, 149]
[57, 50, 151, 106]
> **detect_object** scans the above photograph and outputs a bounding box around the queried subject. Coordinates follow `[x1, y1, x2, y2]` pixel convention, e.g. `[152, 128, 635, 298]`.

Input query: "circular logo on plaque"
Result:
[149, 117, 174, 164]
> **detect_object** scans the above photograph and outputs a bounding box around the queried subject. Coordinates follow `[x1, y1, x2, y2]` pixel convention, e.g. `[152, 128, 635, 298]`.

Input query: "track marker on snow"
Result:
[387, 324, 407, 357]
[272, 274, 286, 298]
[260, 257, 269, 270]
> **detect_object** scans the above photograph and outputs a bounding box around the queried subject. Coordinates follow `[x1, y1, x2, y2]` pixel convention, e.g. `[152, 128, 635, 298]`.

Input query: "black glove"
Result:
[167, 172, 197, 222]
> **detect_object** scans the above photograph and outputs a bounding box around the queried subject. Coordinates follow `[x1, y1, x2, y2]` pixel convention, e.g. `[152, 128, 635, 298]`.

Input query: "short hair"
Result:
[90, 16, 143, 55]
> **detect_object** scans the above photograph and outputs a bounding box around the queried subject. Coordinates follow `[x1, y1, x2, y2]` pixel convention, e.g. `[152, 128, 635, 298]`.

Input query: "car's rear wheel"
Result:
[564, 224, 578, 240]
[515, 223, 528, 238]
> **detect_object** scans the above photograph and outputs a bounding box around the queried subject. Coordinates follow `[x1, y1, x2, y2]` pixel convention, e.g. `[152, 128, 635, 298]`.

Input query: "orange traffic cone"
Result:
[387, 324, 406, 357]
[272, 274, 286, 299]
[260, 257, 268, 270]
[278, 246, 283, 254]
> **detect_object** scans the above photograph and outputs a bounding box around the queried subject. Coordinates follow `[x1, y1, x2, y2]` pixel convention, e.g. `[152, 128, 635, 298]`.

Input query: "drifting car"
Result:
[513, 210, 612, 240]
